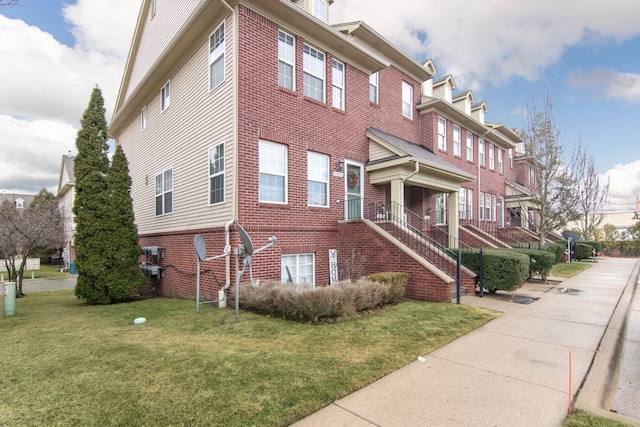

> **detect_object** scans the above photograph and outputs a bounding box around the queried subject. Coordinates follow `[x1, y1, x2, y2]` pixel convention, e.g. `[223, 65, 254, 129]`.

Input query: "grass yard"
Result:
[0, 290, 497, 427]
[550, 261, 593, 278]
[564, 410, 634, 427]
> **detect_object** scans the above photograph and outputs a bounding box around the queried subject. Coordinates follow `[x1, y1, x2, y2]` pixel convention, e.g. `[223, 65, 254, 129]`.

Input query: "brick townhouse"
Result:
[109, 0, 542, 302]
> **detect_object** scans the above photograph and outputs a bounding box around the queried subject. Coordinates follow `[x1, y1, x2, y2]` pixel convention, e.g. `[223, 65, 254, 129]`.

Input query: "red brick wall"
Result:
[338, 221, 478, 301]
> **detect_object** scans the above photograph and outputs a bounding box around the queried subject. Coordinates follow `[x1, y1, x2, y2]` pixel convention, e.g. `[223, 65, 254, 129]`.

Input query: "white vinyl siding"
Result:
[303, 44, 325, 102]
[141, 106, 147, 130]
[208, 142, 224, 205]
[278, 30, 295, 90]
[155, 168, 173, 216]
[259, 140, 287, 203]
[438, 116, 446, 150]
[282, 253, 315, 286]
[209, 22, 225, 90]
[161, 81, 170, 111]
[402, 81, 413, 119]
[332, 59, 344, 110]
[369, 72, 379, 104]
[453, 125, 461, 157]
[308, 152, 328, 207]
[118, 22, 235, 236]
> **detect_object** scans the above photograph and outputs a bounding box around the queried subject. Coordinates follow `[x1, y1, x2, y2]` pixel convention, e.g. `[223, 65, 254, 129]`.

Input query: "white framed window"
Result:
[15, 198, 24, 209]
[498, 196, 505, 227]
[303, 44, 325, 102]
[161, 81, 170, 111]
[479, 191, 484, 220]
[436, 193, 447, 224]
[308, 152, 328, 207]
[459, 188, 466, 219]
[509, 148, 514, 168]
[438, 116, 446, 150]
[489, 144, 495, 170]
[466, 132, 473, 161]
[479, 138, 485, 166]
[282, 253, 315, 286]
[209, 22, 225, 90]
[332, 59, 345, 110]
[278, 30, 295, 90]
[312, 0, 326, 22]
[209, 142, 224, 205]
[155, 168, 173, 216]
[369, 72, 379, 104]
[141, 106, 147, 130]
[467, 189, 473, 220]
[498, 149, 504, 173]
[492, 195, 497, 222]
[453, 125, 461, 156]
[259, 140, 287, 203]
[402, 81, 413, 119]
[485, 193, 492, 221]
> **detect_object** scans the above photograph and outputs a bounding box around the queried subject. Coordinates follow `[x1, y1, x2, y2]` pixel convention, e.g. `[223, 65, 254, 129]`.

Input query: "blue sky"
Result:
[1, 0, 639, 212]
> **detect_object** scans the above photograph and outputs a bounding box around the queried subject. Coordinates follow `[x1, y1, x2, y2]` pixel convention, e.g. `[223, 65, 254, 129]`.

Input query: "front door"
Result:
[345, 161, 363, 219]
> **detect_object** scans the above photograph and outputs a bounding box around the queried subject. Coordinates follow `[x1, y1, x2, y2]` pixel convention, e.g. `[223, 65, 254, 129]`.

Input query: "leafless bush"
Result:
[238, 276, 405, 322]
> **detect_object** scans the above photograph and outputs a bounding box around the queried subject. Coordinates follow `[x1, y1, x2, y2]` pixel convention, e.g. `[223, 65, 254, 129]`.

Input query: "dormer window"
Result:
[16, 198, 24, 209]
[313, 0, 326, 22]
[444, 85, 452, 103]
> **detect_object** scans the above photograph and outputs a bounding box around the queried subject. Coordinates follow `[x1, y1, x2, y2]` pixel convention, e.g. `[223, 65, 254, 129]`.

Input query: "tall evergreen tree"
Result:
[106, 145, 146, 299]
[73, 87, 116, 304]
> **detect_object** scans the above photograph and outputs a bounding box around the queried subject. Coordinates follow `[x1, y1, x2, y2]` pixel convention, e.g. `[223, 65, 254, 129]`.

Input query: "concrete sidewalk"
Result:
[293, 257, 640, 427]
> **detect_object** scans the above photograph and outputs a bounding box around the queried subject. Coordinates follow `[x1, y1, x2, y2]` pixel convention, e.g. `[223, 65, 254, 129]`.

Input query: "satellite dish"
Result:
[237, 223, 254, 256]
[194, 234, 207, 261]
[562, 230, 581, 241]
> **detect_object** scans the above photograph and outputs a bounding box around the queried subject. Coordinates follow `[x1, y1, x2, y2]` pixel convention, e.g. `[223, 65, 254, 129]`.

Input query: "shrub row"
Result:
[238, 273, 408, 322]
[460, 249, 529, 293]
[544, 242, 566, 264]
[511, 248, 556, 280]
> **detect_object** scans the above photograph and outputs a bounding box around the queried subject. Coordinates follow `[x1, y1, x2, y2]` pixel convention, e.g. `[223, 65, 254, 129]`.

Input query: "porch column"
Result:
[448, 191, 459, 249]
[390, 179, 404, 219]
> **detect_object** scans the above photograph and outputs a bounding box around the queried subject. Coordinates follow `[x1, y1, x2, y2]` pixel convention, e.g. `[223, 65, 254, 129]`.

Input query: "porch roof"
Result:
[505, 178, 540, 207]
[366, 127, 474, 192]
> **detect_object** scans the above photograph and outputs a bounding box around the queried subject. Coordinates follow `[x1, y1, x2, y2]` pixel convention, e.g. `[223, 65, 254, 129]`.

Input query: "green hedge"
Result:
[460, 249, 529, 293]
[512, 248, 556, 280]
[543, 242, 566, 264]
[579, 241, 602, 253]
[369, 272, 408, 304]
[574, 243, 593, 260]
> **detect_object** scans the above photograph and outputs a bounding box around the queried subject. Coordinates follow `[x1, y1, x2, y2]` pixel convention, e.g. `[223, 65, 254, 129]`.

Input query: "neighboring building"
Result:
[56, 154, 76, 268]
[0, 192, 34, 210]
[110, 0, 541, 302]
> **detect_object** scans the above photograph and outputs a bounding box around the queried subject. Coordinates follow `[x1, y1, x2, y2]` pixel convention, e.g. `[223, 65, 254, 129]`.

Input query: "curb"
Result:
[573, 257, 640, 426]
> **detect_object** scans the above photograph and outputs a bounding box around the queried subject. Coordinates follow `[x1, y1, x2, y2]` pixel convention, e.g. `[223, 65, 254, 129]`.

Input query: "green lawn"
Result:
[564, 410, 634, 427]
[550, 261, 593, 278]
[0, 290, 497, 426]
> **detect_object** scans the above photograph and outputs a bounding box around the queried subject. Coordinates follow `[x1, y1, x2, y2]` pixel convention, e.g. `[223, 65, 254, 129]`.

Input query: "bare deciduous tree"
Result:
[572, 140, 610, 240]
[0, 189, 63, 296]
[522, 91, 581, 244]
[0, 1, 27, 6]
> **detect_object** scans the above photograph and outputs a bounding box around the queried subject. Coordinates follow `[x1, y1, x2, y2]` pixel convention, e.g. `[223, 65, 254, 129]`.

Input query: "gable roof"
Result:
[366, 127, 474, 181]
[57, 154, 75, 197]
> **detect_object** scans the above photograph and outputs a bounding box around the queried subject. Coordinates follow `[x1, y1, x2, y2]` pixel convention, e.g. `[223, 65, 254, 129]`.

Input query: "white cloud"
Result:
[0, 114, 77, 194]
[566, 69, 640, 103]
[603, 159, 640, 212]
[0, 0, 141, 194]
[330, 0, 640, 90]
